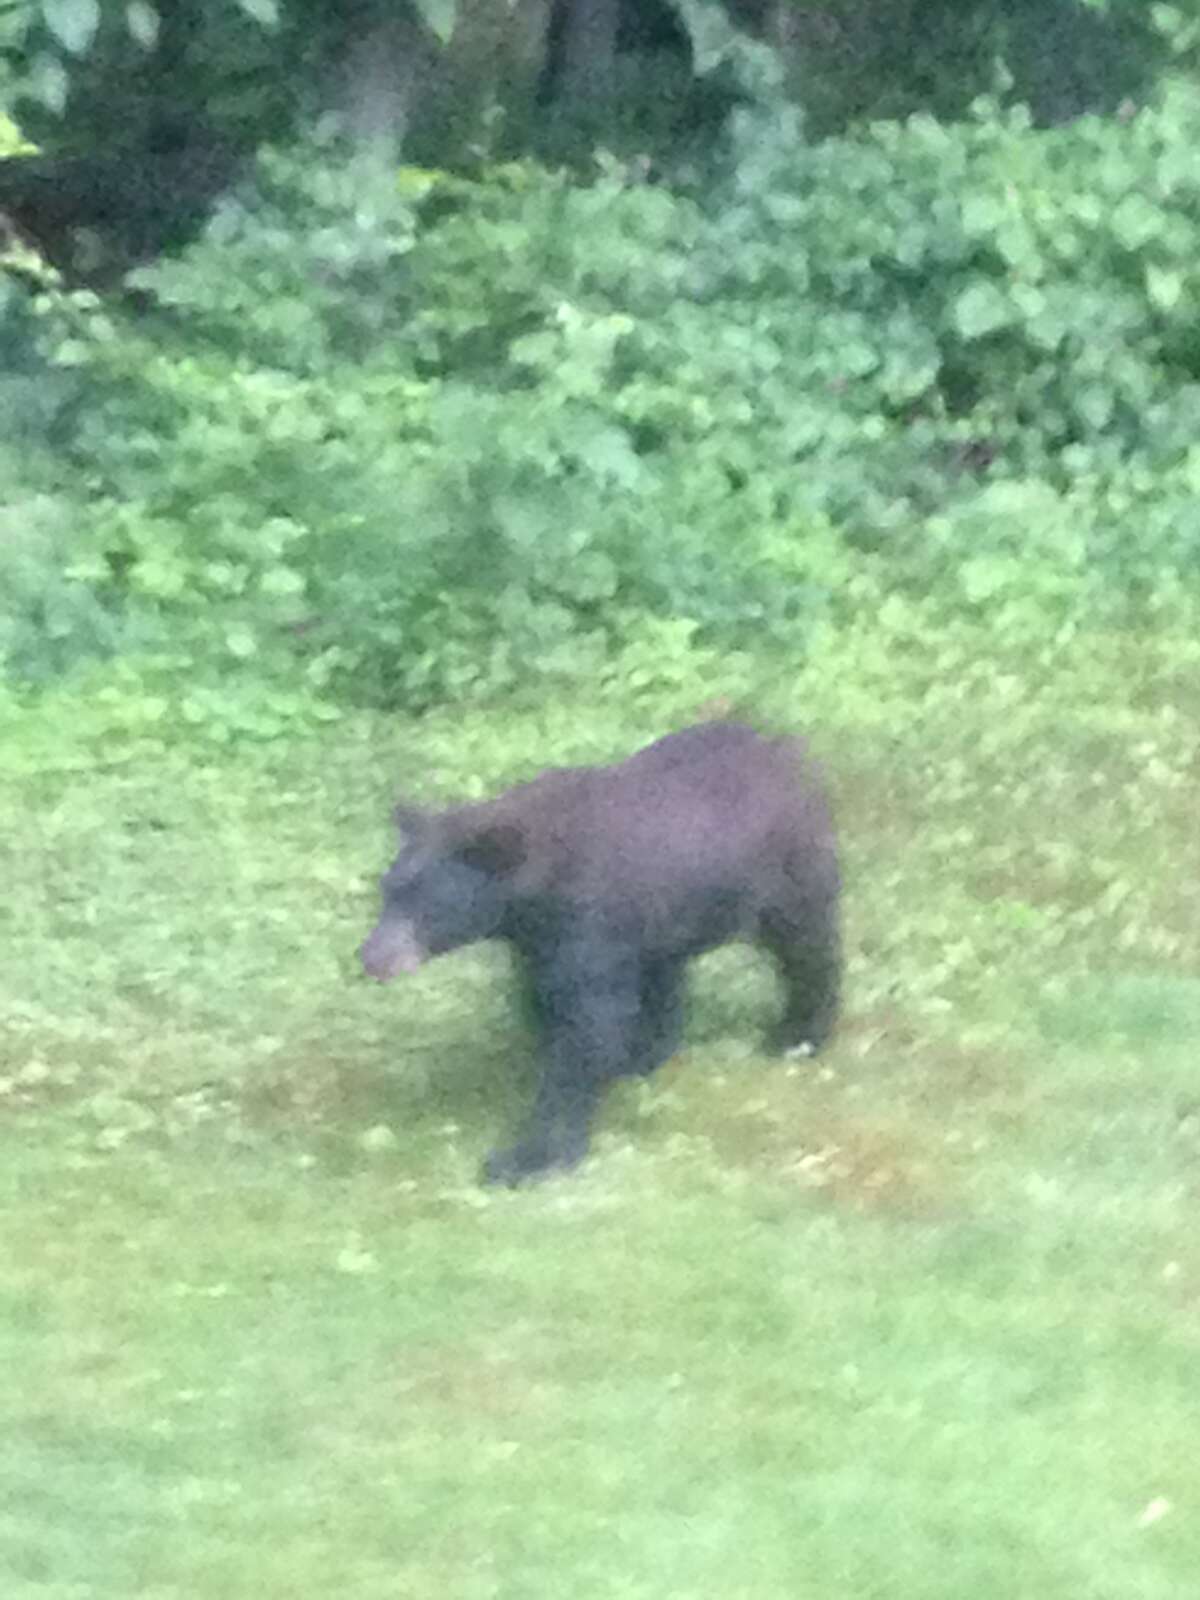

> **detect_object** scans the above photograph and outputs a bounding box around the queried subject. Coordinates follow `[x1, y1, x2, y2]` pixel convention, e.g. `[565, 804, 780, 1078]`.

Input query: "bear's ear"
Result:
[448, 818, 528, 878]
[392, 802, 431, 840]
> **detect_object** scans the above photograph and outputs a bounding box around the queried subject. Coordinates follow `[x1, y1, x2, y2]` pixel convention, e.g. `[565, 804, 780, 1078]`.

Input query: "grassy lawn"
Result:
[2, 631, 1199, 1598]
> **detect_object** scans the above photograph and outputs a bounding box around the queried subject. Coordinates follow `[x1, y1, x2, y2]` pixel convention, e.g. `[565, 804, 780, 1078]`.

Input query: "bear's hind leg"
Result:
[760, 900, 841, 1058]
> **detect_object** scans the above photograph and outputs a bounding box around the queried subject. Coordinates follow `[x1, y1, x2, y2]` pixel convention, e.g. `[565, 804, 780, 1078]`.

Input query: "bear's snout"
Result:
[360, 920, 427, 981]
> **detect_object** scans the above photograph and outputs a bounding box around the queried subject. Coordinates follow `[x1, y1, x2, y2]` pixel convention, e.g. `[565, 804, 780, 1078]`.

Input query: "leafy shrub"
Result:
[9, 146, 854, 713]
[8, 79, 1200, 733]
[0, 491, 127, 682]
[684, 81, 1200, 612]
[0, 112, 34, 155]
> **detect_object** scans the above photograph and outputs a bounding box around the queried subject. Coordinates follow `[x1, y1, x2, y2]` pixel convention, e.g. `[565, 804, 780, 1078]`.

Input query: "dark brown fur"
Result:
[361, 722, 841, 1184]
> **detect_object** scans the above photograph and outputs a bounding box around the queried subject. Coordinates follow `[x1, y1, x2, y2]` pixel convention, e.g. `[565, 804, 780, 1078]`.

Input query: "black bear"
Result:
[360, 721, 841, 1186]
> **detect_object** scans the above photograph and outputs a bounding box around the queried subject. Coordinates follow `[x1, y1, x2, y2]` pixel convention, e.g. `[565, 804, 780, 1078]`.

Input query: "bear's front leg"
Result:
[483, 940, 642, 1186]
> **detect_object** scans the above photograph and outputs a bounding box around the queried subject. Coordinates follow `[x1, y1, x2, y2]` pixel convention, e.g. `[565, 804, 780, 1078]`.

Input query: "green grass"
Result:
[2, 629, 1199, 1598]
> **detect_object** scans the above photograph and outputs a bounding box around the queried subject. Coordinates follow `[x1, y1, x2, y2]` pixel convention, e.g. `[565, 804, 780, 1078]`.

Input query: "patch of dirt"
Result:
[721, 1102, 954, 1219]
[386, 1347, 557, 1422]
[668, 1017, 1026, 1220]
[308, 1343, 560, 1458]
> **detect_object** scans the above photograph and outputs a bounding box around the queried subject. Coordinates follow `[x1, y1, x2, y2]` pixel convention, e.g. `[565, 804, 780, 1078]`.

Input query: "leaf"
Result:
[1074, 383, 1115, 432]
[838, 340, 881, 378]
[961, 556, 1019, 604]
[577, 426, 643, 491]
[412, 0, 456, 44]
[225, 625, 258, 660]
[259, 565, 306, 598]
[1110, 193, 1162, 253]
[960, 193, 1008, 239]
[359, 1124, 398, 1153]
[993, 221, 1040, 273]
[125, 0, 158, 48]
[1146, 266, 1184, 311]
[395, 166, 443, 199]
[26, 59, 68, 116]
[510, 330, 557, 370]
[1025, 305, 1071, 350]
[0, 114, 35, 157]
[233, 0, 279, 24]
[561, 550, 617, 602]
[335, 1234, 378, 1275]
[41, 0, 99, 55]
[953, 281, 1014, 340]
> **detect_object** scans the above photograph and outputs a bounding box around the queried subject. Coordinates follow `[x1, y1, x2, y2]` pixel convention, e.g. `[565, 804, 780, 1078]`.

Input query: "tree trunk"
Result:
[339, 9, 433, 157]
[557, 0, 620, 106]
[402, 0, 555, 165]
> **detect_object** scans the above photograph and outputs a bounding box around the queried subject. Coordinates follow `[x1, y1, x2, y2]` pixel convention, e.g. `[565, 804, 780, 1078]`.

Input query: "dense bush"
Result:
[6, 77, 1200, 731]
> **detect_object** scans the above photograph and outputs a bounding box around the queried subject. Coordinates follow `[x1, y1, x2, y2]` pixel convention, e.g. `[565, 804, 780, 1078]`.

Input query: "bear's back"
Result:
[503, 722, 834, 927]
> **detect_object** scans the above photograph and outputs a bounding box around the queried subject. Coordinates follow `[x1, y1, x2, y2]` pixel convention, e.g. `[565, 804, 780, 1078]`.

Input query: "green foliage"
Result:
[3, 145, 862, 720]
[10, 80, 1200, 731]
[0, 1, 261, 117]
[0, 112, 35, 154]
[0, 491, 125, 681]
[699, 82, 1200, 619]
[410, 0, 456, 46]
[41, 0, 101, 55]
[3, 0, 1182, 150]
